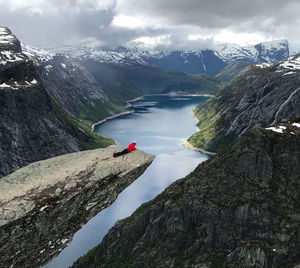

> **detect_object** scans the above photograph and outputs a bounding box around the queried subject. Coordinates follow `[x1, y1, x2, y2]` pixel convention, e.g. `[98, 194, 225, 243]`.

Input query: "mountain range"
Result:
[55, 39, 289, 76]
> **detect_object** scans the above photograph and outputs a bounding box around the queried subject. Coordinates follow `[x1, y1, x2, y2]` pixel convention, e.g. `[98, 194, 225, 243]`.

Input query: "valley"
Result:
[0, 23, 299, 268]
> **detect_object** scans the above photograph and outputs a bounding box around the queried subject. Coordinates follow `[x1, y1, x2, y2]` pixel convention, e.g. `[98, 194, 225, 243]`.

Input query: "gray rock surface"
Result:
[72, 124, 300, 268]
[0, 147, 154, 268]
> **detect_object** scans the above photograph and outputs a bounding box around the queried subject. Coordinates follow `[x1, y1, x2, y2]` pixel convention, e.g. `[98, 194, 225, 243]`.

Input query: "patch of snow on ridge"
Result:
[265, 125, 286, 133]
[256, 63, 271, 68]
[54, 46, 148, 66]
[261, 40, 288, 52]
[0, 27, 15, 45]
[292, 123, 300, 128]
[283, 71, 296, 76]
[0, 83, 11, 88]
[0, 50, 25, 65]
[278, 55, 300, 70]
[22, 43, 55, 64]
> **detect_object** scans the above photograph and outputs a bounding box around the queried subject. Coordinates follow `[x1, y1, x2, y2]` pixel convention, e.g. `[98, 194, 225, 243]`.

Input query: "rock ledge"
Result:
[0, 147, 155, 268]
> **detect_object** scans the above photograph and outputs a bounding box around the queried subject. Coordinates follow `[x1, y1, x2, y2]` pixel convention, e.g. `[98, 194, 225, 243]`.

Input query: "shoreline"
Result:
[91, 110, 134, 131]
[182, 104, 216, 155]
[182, 140, 216, 156]
[92, 92, 214, 130]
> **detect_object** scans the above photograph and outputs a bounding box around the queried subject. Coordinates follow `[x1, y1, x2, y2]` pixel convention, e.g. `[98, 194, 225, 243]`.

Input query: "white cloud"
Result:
[131, 35, 172, 48]
[26, 7, 44, 17]
[111, 15, 146, 30]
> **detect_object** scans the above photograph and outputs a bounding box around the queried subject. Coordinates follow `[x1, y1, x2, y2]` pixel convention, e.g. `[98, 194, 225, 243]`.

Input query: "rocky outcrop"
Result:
[188, 55, 300, 153]
[0, 147, 154, 268]
[72, 121, 300, 268]
[0, 27, 114, 178]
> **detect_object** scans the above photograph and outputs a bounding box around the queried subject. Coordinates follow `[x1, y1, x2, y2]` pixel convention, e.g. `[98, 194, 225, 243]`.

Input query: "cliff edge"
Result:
[0, 147, 155, 268]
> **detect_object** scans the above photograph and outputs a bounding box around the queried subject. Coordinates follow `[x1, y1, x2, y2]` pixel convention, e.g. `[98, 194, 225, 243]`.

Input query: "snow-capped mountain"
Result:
[49, 40, 289, 76]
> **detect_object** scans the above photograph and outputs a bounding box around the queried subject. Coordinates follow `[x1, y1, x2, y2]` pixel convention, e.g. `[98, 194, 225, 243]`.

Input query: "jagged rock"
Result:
[0, 147, 155, 268]
[72, 125, 300, 268]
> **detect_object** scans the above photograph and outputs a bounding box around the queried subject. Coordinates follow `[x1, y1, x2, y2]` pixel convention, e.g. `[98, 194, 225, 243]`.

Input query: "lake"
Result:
[43, 95, 210, 268]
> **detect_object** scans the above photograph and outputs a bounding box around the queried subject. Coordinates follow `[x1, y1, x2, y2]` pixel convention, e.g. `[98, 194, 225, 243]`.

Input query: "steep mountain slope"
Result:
[188, 56, 300, 153]
[0, 27, 112, 178]
[215, 61, 251, 82]
[23, 45, 124, 124]
[73, 121, 300, 268]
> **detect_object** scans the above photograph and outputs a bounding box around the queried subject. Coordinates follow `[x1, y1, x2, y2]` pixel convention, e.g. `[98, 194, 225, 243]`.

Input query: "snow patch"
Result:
[292, 123, 300, 128]
[61, 63, 66, 69]
[265, 126, 284, 133]
[255, 63, 271, 69]
[278, 55, 300, 70]
[0, 83, 11, 88]
[0, 50, 25, 65]
[39, 205, 48, 211]
[283, 71, 296, 76]
[22, 43, 55, 64]
[61, 238, 68, 244]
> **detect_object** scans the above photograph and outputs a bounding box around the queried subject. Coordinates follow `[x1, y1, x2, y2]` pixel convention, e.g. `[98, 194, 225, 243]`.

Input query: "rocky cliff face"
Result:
[0, 27, 78, 178]
[0, 147, 154, 268]
[0, 27, 114, 178]
[188, 55, 300, 152]
[72, 121, 300, 268]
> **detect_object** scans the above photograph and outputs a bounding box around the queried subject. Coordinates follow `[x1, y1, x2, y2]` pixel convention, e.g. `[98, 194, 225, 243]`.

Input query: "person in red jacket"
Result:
[113, 141, 136, 157]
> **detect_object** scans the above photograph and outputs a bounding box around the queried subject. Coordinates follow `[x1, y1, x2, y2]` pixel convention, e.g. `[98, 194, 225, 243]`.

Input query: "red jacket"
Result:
[127, 143, 136, 152]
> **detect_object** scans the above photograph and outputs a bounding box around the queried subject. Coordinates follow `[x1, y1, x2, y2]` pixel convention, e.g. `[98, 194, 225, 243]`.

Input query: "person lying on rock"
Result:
[113, 141, 137, 157]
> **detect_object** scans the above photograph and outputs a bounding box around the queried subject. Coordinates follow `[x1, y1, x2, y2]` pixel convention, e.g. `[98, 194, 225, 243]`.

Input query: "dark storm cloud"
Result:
[117, 0, 300, 28]
[1, 0, 300, 49]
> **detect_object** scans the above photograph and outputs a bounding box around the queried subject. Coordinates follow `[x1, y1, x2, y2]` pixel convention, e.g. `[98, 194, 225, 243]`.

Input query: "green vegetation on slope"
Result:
[187, 97, 219, 150]
[76, 99, 125, 126]
[50, 95, 114, 150]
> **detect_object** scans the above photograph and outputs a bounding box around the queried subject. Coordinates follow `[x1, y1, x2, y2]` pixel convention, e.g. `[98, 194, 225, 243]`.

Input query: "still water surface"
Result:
[44, 95, 210, 268]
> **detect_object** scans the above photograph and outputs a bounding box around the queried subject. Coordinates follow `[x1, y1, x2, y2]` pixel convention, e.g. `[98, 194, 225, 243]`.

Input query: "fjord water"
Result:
[43, 95, 210, 268]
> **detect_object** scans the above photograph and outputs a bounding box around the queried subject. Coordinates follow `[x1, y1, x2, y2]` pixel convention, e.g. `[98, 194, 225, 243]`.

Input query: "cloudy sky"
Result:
[1, 0, 300, 50]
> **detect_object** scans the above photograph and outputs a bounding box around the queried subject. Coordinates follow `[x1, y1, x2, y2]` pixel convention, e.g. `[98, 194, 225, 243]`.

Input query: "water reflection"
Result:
[43, 95, 209, 268]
